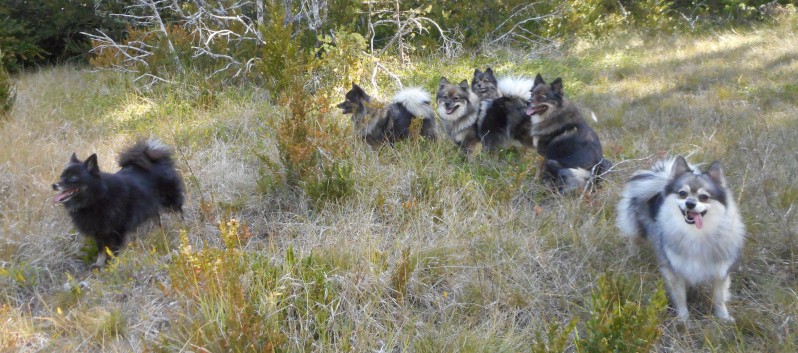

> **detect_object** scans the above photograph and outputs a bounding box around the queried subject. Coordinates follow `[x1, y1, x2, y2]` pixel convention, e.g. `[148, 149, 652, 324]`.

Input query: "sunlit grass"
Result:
[1, 15, 797, 352]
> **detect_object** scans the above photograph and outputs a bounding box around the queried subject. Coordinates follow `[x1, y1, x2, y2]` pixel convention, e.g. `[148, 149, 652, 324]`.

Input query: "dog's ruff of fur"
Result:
[616, 156, 745, 321]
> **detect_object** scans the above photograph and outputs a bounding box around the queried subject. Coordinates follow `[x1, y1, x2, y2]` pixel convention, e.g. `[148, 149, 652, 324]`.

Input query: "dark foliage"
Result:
[0, 0, 127, 72]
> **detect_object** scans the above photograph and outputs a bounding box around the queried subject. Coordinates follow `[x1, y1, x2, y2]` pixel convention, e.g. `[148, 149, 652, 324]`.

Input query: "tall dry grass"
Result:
[1, 16, 797, 352]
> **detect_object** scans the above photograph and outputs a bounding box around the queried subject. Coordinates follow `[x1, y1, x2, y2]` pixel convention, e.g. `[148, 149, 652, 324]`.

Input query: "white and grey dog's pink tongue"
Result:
[689, 211, 704, 229]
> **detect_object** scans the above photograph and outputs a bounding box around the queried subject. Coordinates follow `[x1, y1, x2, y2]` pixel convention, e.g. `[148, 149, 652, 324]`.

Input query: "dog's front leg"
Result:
[93, 239, 108, 268]
[660, 266, 689, 320]
[712, 275, 734, 321]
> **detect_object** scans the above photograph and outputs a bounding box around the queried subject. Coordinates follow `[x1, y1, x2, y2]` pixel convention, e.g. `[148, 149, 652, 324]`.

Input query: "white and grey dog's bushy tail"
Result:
[393, 87, 435, 121]
[616, 158, 692, 240]
[497, 76, 534, 101]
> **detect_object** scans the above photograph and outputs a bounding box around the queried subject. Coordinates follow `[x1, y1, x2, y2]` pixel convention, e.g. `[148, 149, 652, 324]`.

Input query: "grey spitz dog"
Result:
[527, 74, 611, 193]
[436, 77, 480, 153]
[337, 83, 437, 146]
[472, 67, 536, 151]
[616, 156, 745, 321]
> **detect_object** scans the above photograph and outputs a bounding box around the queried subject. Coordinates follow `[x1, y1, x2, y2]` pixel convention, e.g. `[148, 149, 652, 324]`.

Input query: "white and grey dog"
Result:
[616, 156, 745, 321]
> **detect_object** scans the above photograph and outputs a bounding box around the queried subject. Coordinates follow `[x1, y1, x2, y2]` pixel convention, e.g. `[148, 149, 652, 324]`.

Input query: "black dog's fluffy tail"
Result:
[119, 139, 185, 213]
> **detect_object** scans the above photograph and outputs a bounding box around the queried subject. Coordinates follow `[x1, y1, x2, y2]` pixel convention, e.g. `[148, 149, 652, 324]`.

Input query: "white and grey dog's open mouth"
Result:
[445, 105, 460, 115]
[680, 208, 707, 229]
[526, 104, 548, 116]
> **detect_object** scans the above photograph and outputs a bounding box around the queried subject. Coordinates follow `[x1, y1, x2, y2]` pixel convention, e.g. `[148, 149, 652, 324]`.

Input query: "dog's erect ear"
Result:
[458, 80, 470, 91]
[439, 77, 450, 88]
[706, 161, 726, 187]
[351, 84, 370, 100]
[551, 78, 564, 97]
[473, 68, 482, 77]
[85, 154, 100, 175]
[485, 67, 494, 76]
[70, 153, 80, 164]
[534, 73, 545, 87]
[671, 156, 691, 178]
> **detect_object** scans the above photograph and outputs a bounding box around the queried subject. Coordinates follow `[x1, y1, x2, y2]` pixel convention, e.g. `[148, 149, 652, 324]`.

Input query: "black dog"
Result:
[337, 84, 437, 146]
[527, 74, 611, 193]
[472, 67, 536, 151]
[52, 139, 184, 267]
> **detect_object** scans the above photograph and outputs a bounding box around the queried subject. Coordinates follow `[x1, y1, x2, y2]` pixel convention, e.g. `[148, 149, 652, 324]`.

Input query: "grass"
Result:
[1, 16, 798, 352]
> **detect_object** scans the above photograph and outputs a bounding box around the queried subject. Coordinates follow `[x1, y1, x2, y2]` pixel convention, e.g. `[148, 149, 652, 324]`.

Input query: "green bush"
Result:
[304, 159, 355, 209]
[575, 272, 667, 353]
[164, 221, 343, 352]
[532, 272, 666, 352]
[0, 0, 126, 72]
[0, 49, 13, 115]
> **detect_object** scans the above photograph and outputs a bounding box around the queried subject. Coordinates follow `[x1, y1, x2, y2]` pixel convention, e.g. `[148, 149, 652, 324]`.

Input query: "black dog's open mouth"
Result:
[527, 104, 548, 116]
[445, 105, 459, 115]
[337, 103, 353, 114]
[680, 209, 707, 229]
[54, 188, 78, 203]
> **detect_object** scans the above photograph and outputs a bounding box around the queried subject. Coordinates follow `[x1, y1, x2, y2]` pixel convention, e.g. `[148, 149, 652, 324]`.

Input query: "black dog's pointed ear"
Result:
[671, 156, 691, 178]
[473, 68, 482, 76]
[706, 161, 726, 187]
[439, 77, 450, 88]
[352, 83, 363, 93]
[458, 80, 470, 91]
[485, 67, 494, 75]
[551, 78, 564, 96]
[534, 73, 545, 87]
[70, 153, 80, 164]
[85, 154, 100, 175]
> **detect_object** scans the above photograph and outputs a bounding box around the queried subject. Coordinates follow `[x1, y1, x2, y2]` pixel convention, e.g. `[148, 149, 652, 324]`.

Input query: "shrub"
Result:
[270, 79, 352, 207]
[575, 272, 667, 353]
[164, 220, 344, 352]
[0, 49, 14, 115]
[0, 0, 126, 71]
[532, 272, 666, 352]
[314, 29, 369, 90]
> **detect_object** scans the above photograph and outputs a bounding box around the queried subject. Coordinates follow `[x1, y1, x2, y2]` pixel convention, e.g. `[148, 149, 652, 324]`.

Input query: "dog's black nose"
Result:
[685, 199, 696, 209]
[52, 183, 58, 191]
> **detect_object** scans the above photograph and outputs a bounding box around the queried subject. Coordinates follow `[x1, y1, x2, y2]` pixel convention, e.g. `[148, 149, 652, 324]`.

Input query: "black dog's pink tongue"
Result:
[689, 211, 704, 229]
[53, 190, 72, 203]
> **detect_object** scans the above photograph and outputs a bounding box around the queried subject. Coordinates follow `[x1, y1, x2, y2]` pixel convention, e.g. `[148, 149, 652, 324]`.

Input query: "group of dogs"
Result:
[50, 68, 746, 322]
[337, 67, 611, 194]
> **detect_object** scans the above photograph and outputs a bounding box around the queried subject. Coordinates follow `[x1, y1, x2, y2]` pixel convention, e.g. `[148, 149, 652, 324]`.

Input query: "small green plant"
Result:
[575, 272, 667, 353]
[164, 220, 345, 351]
[314, 29, 368, 89]
[304, 159, 355, 208]
[271, 78, 352, 207]
[256, 1, 309, 96]
[532, 320, 577, 353]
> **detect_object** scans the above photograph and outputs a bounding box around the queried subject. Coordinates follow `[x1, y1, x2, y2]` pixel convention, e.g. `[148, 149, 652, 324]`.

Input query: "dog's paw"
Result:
[715, 309, 735, 322]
